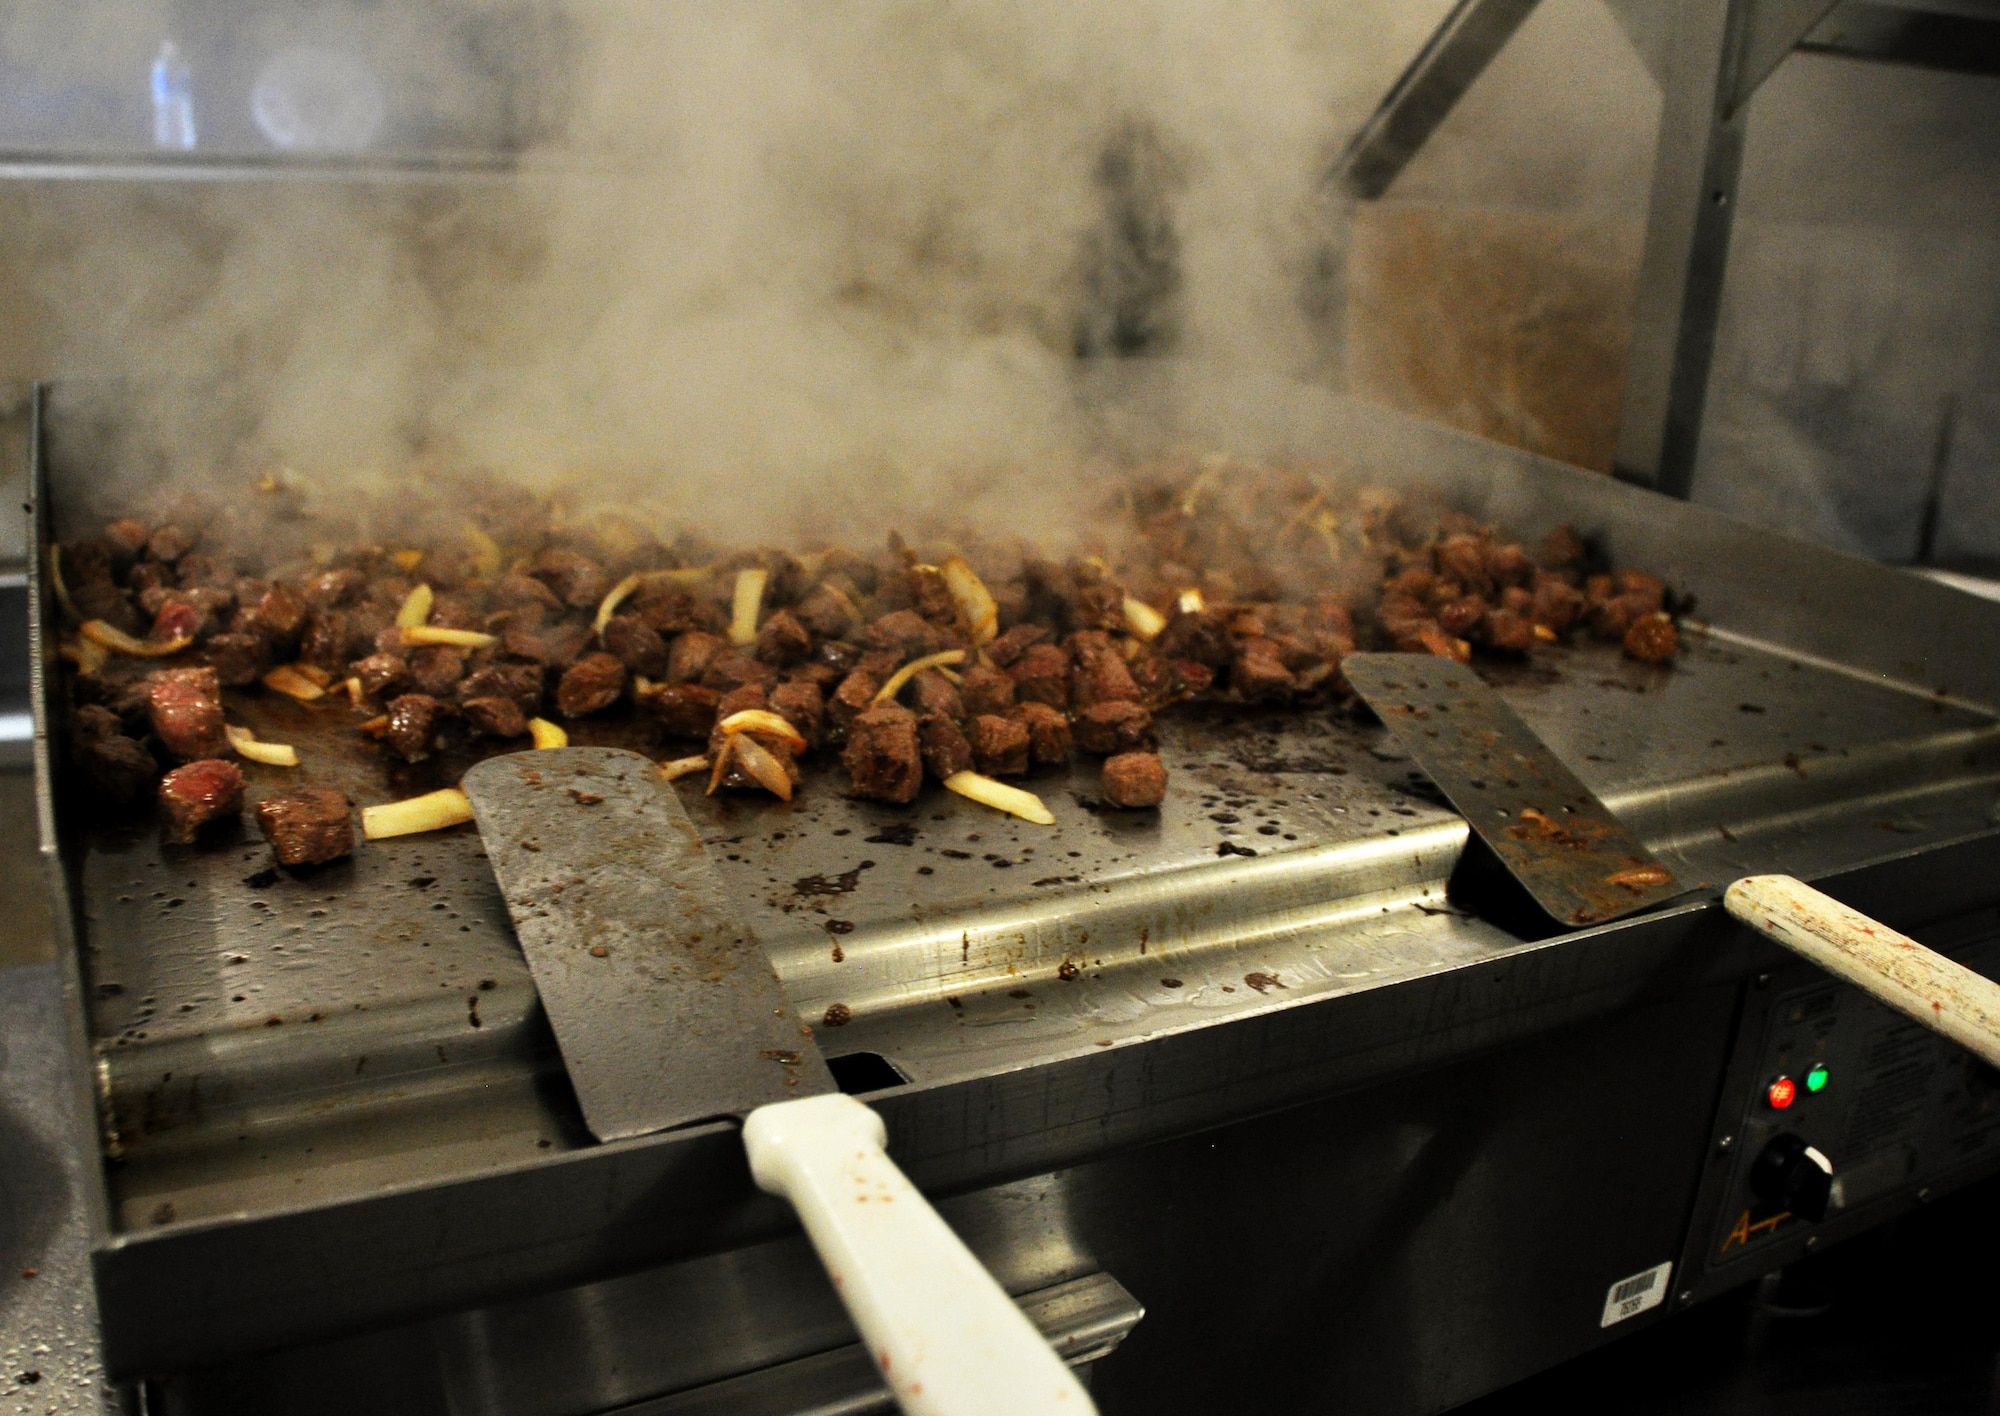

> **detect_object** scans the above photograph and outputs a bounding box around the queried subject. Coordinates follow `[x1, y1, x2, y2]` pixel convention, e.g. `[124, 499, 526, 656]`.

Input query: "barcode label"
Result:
[1600, 1262, 1672, 1327]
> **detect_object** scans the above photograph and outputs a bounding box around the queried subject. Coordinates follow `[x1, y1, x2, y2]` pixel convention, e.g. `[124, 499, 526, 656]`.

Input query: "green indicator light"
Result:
[1806, 1065, 1829, 1093]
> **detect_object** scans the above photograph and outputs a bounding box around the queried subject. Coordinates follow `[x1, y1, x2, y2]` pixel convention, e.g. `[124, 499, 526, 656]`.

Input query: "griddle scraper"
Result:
[462, 747, 1093, 1416]
[1344, 652, 2000, 1069]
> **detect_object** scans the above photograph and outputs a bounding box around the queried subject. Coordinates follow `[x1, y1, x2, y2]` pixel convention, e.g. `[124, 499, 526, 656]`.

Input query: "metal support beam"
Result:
[1331, 0, 1543, 199]
[1612, 0, 1834, 497]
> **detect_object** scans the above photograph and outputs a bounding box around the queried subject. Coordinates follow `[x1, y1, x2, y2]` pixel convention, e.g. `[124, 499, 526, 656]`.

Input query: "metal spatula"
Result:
[1343, 653, 2000, 1070]
[462, 747, 1094, 1416]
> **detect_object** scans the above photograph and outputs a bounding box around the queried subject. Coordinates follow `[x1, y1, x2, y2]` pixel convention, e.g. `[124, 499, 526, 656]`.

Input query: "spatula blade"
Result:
[463, 747, 834, 1142]
[1342, 653, 1684, 928]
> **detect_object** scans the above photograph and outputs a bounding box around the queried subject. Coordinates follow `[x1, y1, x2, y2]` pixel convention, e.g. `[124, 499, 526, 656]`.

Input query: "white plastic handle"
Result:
[1725, 873, 2000, 1069]
[743, 1092, 1096, 1416]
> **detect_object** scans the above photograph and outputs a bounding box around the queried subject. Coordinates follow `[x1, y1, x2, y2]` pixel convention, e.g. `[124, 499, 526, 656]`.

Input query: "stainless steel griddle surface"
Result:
[69, 624, 2000, 1230]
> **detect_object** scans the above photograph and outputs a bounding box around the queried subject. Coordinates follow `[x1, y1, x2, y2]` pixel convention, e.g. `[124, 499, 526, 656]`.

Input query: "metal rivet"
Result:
[1717, 1134, 1735, 1154]
[1677, 1289, 1694, 1306]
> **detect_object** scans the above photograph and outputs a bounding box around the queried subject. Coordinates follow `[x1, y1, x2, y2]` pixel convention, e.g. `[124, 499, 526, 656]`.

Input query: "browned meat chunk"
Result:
[1101, 751, 1167, 809]
[502, 619, 591, 669]
[384, 693, 447, 761]
[71, 578, 142, 634]
[958, 663, 1016, 717]
[462, 696, 530, 738]
[632, 583, 715, 636]
[255, 788, 354, 866]
[530, 548, 609, 609]
[770, 679, 826, 750]
[969, 713, 1030, 777]
[146, 524, 196, 564]
[645, 682, 722, 739]
[146, 666, 227, 762]
[907, 668, 963, 721]
[1069, 634, 1142, 709]
[407, 644, 468, 697]
[864, 610, 946, 660]
[985, 622, 1048, 669]
[1614, 570, 1667, 613]
[202, 632, 269, 687]
[1127, 651, 1179, 708]
[248, 583, 309, 648]
[603, 616, 670, 678]
[1012, 701, 1072, 767]
[300, 567, 365, 609]
[755, 608, 813, 667]
[1074, 700, 1155, 756]
[842, 704, 922, 803]
[494, 574, 564, 616]
[1529, 574, 1584, 636]
[918, 713, 974, 780]
[795, 584, 860, 640]
[1483, 608, 1537, 654]
[1010, 642, 1071, 709]
[1231, 638, 1293, 703]
[668, 630, 728, 684]
[1437, 595, 1487, 640]
[701, 650, 778, 692]
[459, 662, 543, 715]
[159, 759, 244, 843]
[1071, 583, 1126, 632]
[828, 668, 880, 745]
[558, 652, 627, 717]
[1623, 612, 1679, 664]
[104, 519, 151, 559]
[351, 651, 408, 698]
[1540, 523, 1588, 571]
[71, 705, 157, 805]
[127, 561, 173, 600]
[299, 611, 355, 671]
[429, 592, 486, 632]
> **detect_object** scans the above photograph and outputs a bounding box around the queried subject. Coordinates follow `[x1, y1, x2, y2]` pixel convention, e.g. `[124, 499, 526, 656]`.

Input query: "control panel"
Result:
[1689, 920, 2000, 1291]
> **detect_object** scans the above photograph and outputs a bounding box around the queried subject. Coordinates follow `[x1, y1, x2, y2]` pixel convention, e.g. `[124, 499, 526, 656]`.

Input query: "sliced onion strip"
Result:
[593, 572, 644, 643]
[263, 664, 327, 701]
[1122, 596, 1167, 641]
[225, 724, 300, 767]
[873, 649, 968, 705]
[718, 708, 808, 753]
[528, 718, 568, 750]
[940, 556, 998, 644]
[401, 625, 498, 650]
[362, 788, 474, 840]
[726, 732, 794, 801]
[81, 619, 192, 658]
[391, 548, 425, 573]
[942, 771, 1055, 826]
[294, 663, 334, 688]
[659, 754, 710, 782]
[462, 524, 503, 579]
[728, 567, 768, 647]
[48, 545, 78, 622]
[344, 676, 365, 707]
[1176, 587, 1206, 615]
[60, 637, 109, 675]
[394, 583, 434, 629]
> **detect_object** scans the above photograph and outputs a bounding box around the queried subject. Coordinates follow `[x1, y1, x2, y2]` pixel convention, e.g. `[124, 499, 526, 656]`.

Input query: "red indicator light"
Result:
[1767, 1077, 1797, 1109]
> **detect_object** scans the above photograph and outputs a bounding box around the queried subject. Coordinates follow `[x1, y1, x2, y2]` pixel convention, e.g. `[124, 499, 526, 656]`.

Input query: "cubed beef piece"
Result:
[770, 679, 826, 750]
[1012, 701, 1072, 767]
[828, 669, 880, 746]
[907, 668, 963, 721]
[530, 548, 608, 609]
[202, 632, 269, 687]
[1101, 752, 1167, 809]
[1231, 638, 1294, 703]
[1485, 542, 1533, 588]
[1586, 591, 1651, 642]
[249, 583, 309, 648]
[558, 652, 627, 717]
[1070, 639, 1141, 710]
[795, 584, 860, 640]
[1528, 574, 1584, 636]
[854, 649, 903, 681]
[502, 620, 591, 669]
[299, 611, 355, 671]
[459, 662, 543, 715]
[159, 759, 244, 843]
[1434, 534, 1493, 595]
[254, 788, 354, 867]
[754, 608, 813, 667]
[128, 562, 174, 599]
[969, 713, 1030, 777]
[1415, 626, 1472, 662]
[104, 519, 152, 560]
[918, 713, 974, 780]
[429, 592, 487, 632]
[603, 616, 670, 678]
[668, 630, 728, 684]
[1540, 524, 1588, 570]
[1613, 570, 1667, 613]
[1071, 583, 1126, 632]
[701, 650, 778, 693]
[1499, 585, 1535, 616]
[1010, 643, 1071, 709]
[351, 652, 408, 697]
[1623, 612, 1679, 664]
[384, 694, 447, 761]
[71, 706, 157, 806]
[708, 683, 774, 761]
[146, 666, 228, 762]
[363, 576, 415, 612]
[494, 574, 564, 615]
[841, 704, 922, 804]
[1074, 700, 1155, 756]
[407, 644, 467, 697]
[301, 567, 366, 609]
[146, 525, 196, 564]
[1226, 607, 1269, 640]
[958, 663, 1015, 717]
[137, 583, 176, 619]
[787, 660, 843, 691]
[985, 622, 1048, 669]
[1483, 608, 1537, 654]
[1127, 651, 1177, 707]
[645, 682, 722, 739]
[632, 583, 715, 636]
[1437, 595, 1487, 640]
[72, 579, 143, 634]
[462, 696, 530, 739]
[178, 554, 234, 590]
[1172, 660, 1216, 696]
[863, 610, 945, 660]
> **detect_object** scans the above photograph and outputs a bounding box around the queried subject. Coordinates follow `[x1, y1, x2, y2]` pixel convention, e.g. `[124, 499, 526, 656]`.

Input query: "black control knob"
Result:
[1749, 1133, 1835, 1221]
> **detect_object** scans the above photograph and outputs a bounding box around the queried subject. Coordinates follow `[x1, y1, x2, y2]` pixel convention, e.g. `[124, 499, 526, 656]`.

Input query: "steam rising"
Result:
[22, 2, 1450, 546]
